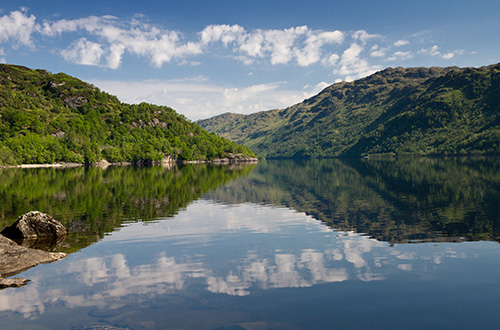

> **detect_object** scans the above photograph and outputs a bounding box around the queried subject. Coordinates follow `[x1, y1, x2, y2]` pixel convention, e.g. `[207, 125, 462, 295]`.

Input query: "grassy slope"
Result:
[198, 64, 500, 158]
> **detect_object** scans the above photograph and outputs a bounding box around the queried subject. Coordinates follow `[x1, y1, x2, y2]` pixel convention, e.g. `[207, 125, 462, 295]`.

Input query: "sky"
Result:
[1, 0, 498, 120]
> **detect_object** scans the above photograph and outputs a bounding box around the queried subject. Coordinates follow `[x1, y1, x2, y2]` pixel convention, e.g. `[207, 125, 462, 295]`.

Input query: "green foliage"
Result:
[0, 64, 255, 165]
[198, 63, 500, 158]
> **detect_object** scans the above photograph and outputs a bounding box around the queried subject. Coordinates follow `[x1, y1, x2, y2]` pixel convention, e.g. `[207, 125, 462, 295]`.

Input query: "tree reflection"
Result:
[0, 163, 256, 253]
[207, 158, 500, 243]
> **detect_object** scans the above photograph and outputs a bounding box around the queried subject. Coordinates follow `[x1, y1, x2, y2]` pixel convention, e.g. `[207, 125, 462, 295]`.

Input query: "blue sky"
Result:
[1, 0, 498, 120]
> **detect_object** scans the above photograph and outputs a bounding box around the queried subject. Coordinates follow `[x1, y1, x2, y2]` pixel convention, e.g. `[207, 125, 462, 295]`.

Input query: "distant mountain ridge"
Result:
[198, 63, 500, 158]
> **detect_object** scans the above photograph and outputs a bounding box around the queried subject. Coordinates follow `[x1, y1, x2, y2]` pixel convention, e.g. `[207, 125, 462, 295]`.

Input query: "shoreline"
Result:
[1, 163, 85, 169]
[0, 157, 259, 169]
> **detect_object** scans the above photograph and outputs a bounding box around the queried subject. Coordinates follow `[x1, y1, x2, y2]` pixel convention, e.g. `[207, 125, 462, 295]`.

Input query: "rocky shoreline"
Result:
[0, 154, 258, 169]
[0, 211, 68, 289]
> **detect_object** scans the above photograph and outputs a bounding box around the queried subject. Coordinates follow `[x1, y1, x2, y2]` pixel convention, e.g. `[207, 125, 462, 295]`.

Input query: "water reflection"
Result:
[0, 163, 256, 252]
[207, 158, 500, 243]
[1, 201, 496, 323]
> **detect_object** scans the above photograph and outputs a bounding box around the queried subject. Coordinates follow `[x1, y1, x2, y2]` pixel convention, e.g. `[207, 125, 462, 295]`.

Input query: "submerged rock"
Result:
[15, 236, 67, 252]
[1, 211, 67, 239]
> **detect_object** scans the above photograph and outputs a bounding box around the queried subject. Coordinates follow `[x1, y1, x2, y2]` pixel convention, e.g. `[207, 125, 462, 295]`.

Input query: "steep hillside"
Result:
[198, 64, 500, 158]
[0, 64, 255, 165]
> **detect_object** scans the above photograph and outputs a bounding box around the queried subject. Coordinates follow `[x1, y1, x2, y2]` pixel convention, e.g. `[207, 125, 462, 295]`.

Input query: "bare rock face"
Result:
[1, 211, 67, 239]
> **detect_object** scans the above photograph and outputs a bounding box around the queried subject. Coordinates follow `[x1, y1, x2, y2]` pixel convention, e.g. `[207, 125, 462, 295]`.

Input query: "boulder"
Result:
[1, 211, 67, 239]
[0, 234, 66, 288]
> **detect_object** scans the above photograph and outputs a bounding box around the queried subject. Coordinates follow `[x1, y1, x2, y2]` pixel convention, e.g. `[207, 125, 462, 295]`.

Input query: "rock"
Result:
[1, 211, 67, 239]
[15, 236, 67, 252]
[0, 277, 30, 289]
[0, 213, 68, 288]
[0, 234, 66, 288]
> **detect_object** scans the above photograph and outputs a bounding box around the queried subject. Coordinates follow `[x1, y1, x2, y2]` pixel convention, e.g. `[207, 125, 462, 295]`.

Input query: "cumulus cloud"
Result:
[442, 52, 455, 60]
[418, 44, 459, 60]
[199, 24, 245, 45]
[61, 38, 105, 66]
[394, 39, 409, 47]
[419, 44, 441, 56]
[321, 53, 340, 66]
[333, 42, 382, 81]
[40, 16, 348, 69]
[0, 10, 39, 47]
[200, 24, 344, 66]
[352, 30, 380, 44]
[42, 15, 203, 68]
[370, 44, 386, 57]
[0, 8, 463, 100]
[387, 50, 413, 61]
[295, 30, 344, 66]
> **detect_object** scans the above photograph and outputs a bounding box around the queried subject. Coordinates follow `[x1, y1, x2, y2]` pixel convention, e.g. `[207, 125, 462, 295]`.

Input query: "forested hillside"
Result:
[198, 63, 500, 158]
[0, 64, 255, 165]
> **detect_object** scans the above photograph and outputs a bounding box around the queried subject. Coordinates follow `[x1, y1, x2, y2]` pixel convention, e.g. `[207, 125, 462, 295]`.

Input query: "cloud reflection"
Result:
[0, 201, 479, 318]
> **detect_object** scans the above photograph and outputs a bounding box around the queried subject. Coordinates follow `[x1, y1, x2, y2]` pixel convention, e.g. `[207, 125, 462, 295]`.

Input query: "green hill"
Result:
[0, 64, 255, 165]
[198, 64, 500, 158]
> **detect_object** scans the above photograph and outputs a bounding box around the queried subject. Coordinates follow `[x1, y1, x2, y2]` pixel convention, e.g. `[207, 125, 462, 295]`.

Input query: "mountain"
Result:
[0, 64, 255, 165]
[198, 64, 500, 158]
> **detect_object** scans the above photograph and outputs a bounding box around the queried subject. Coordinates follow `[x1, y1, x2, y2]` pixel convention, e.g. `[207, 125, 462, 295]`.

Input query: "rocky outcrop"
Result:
[0, 234, 66, 288]
[211, 153, 259, 163]
[0, 212, 68, 289]
[1, 211, 67, 239]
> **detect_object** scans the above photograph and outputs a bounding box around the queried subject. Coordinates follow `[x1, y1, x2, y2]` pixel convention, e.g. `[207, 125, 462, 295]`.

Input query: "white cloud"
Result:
[61, 38, 105, 66]
[263, 26, 308, 65]
[42, 15, 203, 68]
[42, 17, 348, 69]
[41, 16, 107, 36]
[418, 44, 459, 60]
[387, 50, 413, 61]
[352, 30, 380, 44]
[333, 42, 382, 81]
[106, 43, 126, 69]
[1, 9, 437, 76]
[294, 30, 344, 66]
[419, 44, 441, 56]
[370, 44, 386, 57]
[0, 57, 6, 64]
[0, 10, 39, 47]
[239, 32, 265, 57]
[201, 24, 344, 67]
[199, 24, 245, 45]
[321, 53, 340, 66]
[442, 52, 454, 60]
[394, 39, 409, 47]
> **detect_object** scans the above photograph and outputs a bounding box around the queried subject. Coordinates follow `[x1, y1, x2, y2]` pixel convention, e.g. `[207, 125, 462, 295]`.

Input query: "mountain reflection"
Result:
[0, 201, 488, 319]
[0, 163, 256, 252]
[206, 158, 500, 243]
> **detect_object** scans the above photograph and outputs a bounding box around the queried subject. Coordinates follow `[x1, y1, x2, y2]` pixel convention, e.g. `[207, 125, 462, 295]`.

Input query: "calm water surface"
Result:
[0, 158, 499, 329]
